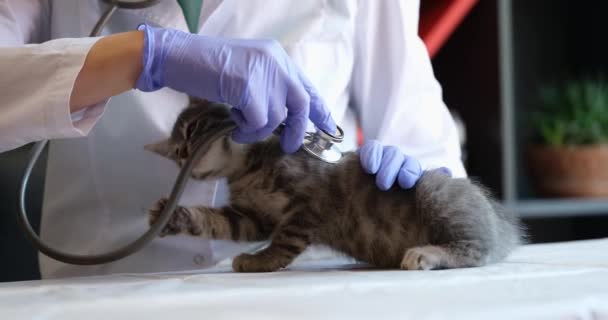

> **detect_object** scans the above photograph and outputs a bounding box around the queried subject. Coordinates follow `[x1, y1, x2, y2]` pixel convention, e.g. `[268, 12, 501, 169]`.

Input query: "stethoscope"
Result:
[16, 0, 345, 266]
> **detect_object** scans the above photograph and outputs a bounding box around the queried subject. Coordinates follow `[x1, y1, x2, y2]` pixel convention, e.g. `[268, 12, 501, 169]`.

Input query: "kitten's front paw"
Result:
[232, 253, 280, 273]
[148, 198, 168, 231]
[401, 246, 444, 270]
[148, 198, 195, 237]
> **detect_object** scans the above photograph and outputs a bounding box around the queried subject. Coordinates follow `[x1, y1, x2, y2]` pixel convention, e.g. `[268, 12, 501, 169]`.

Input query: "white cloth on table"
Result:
[1, 238, 607, 320]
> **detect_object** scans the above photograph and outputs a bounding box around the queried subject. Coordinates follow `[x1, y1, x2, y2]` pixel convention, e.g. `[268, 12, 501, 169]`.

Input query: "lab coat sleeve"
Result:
[351, 0, 467, 177]
[0, 1, 107, 152]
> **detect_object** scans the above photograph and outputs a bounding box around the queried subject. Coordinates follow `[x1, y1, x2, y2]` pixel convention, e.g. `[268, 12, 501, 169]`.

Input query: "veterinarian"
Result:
[0, 1, 465, 278]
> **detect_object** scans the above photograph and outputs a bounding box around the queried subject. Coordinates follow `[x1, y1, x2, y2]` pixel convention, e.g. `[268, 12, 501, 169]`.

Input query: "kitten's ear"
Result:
[144, 139, 172, 158]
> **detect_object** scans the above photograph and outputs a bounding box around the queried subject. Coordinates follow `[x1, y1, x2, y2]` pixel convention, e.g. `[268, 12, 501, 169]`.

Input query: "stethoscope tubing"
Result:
[15, 3, 220, 265]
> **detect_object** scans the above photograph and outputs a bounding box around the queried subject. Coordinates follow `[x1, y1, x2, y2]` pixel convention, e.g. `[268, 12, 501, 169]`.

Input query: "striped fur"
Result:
[146, 99, 524, 272]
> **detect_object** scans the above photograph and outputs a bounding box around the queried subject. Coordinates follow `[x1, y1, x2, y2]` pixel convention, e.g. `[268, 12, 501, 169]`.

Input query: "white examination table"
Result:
[1, 238, 608, 319]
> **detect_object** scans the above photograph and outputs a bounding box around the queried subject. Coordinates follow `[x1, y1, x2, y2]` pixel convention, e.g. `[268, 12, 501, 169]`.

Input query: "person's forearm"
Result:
[69, 31, 144, 112]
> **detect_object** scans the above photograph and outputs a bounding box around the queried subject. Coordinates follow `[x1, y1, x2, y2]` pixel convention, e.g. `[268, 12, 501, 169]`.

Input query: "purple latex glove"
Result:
[135, 24, 336, 153]
[359, 140, 452, 190]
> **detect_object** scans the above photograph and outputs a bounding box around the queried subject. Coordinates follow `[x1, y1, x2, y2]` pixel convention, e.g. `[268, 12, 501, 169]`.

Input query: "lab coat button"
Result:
[193, 254, 205, 265]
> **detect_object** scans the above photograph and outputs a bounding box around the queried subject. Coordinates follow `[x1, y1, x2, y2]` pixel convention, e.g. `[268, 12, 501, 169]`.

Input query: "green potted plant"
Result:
[528, 78, 608, 198]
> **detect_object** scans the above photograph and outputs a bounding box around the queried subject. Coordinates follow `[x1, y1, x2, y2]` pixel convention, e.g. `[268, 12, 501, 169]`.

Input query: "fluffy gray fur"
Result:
[145, 99, 523, 272]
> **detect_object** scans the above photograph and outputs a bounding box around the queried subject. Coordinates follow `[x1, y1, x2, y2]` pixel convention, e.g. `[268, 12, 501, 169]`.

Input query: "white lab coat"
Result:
[0, 0, 465, 278]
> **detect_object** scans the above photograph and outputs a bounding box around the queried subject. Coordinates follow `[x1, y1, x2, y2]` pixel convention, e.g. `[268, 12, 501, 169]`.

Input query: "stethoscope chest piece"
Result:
[302, 125, 344, 164]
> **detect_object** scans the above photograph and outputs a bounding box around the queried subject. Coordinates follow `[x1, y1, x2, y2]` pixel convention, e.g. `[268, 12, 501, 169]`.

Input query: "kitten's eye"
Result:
[174, 145, 189, 159]
[185, 120, 204, 140]
[185, 124, 196, 139]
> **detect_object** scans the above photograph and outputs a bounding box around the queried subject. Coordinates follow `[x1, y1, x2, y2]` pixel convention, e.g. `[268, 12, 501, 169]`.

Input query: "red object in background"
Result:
[356, 0, 477, 146]
[420, 0, 478, 58]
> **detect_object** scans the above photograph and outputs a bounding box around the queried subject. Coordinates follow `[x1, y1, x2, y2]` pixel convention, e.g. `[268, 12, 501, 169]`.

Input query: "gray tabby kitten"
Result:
[145, 99, 523, 272]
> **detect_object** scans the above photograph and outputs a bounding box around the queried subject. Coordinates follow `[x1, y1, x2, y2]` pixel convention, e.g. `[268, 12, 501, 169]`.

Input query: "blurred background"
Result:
[1, 0, 607, 282]
[427, 0, 608, 244]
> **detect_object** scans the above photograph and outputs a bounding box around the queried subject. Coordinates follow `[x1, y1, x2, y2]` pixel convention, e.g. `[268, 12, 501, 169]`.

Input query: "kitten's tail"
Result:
[486, 200, 527, 263]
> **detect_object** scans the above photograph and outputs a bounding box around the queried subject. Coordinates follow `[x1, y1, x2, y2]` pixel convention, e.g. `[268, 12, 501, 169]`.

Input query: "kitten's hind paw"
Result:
[232, 253, 281, 273]
[149, 198, 198, 237]
[401, 246, 445, 270]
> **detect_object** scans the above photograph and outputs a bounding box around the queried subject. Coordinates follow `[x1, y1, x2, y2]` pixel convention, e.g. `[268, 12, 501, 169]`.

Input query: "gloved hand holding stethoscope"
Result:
[136, 24, 336, 155]
[124, 24, 427, 188]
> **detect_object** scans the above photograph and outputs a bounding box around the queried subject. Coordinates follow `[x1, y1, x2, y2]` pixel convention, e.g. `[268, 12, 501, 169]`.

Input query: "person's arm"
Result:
[0, 0, 334, 153]
[132, 24, 336, 153]
[352, 0, 466, 189]
[0, 1, 111, 152]
[73, 26, 338, 153]
[69, 31, 143, 112]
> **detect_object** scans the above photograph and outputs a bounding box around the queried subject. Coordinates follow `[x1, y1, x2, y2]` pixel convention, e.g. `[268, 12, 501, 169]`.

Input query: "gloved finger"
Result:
[281, 80, 310, 153]
[232, 102, 284, 144]
[296, 69, 336, 134]
[238, 96, 269, 133]
[359, 140, 383, 174]
[397, 155, 423, 189]
[376, 146, 405, 191]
